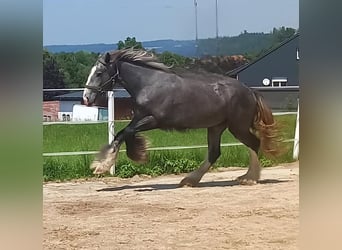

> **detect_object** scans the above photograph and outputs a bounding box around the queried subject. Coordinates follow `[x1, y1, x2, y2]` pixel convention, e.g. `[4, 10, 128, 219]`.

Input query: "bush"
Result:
[158, 51, 191, 67]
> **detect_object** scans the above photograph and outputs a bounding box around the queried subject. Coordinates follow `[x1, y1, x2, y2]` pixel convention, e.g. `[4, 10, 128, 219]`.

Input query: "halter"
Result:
[84, 60, 120, 93]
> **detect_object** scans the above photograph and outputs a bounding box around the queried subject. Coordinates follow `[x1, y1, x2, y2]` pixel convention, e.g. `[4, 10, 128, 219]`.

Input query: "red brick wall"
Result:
[115, 99, 133, 120]
[43, 101, 60, 121]
[43, 99, 133, 121]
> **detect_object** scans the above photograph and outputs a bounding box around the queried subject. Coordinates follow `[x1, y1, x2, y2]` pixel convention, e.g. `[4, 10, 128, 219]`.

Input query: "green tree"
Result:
[43, 50, 66, 100]
[157, 51, 191, 68]
[54, 51, 98, 88]
[197, 27, 297, 59]
[117, 37, 143, 50]
[271, 26, 296, 46]
[242, 27, 297, 62]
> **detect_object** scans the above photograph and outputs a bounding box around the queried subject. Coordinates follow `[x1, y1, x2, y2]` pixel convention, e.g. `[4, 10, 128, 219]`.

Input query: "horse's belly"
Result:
[160, 105, 227, 129]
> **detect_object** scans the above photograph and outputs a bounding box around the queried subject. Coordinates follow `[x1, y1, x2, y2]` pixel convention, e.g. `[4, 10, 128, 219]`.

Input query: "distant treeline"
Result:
[198, 27, 297, 60]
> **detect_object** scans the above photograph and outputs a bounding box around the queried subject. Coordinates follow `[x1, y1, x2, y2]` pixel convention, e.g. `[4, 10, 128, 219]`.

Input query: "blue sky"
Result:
[43, 0, 299, 46]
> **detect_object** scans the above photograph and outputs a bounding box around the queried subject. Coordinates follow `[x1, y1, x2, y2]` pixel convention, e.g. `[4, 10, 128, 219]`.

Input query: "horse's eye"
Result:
[96, 72, 102, 77]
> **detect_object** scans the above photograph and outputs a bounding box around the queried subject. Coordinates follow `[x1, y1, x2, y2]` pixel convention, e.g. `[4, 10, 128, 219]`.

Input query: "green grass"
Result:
[43, 114, 297, 181]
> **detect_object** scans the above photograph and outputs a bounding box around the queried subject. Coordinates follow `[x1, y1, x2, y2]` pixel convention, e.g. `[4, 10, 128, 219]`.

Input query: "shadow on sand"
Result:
[97, 179, 289, 192]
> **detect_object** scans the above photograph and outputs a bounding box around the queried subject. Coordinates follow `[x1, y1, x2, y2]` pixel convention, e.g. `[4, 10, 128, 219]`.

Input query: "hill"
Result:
[45, 39, 197, 57]
[44, 27, 297, 58]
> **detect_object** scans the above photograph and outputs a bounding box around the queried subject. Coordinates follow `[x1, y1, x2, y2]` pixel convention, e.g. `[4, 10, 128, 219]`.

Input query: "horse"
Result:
[83, 48, 281, 187]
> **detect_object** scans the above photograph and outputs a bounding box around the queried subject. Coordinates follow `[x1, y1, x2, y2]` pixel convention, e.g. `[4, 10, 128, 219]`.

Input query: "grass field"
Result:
[43, 114, 297, 181]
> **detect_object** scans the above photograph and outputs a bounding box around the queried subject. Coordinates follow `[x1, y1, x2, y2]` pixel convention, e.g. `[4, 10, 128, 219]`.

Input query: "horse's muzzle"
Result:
[83, 96, 92, 106]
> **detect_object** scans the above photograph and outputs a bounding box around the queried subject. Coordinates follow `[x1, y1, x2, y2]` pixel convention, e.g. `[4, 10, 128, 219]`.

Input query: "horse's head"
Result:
[83, 52, 119, 106]
[83, 48, 167, 105]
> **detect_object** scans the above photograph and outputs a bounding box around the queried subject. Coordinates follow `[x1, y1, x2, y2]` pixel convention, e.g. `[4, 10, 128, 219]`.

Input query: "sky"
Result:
[43, 0, 299, 46]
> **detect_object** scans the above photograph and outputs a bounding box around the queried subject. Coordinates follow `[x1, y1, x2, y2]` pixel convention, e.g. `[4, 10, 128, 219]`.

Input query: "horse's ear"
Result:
[105, 52, 110, 63]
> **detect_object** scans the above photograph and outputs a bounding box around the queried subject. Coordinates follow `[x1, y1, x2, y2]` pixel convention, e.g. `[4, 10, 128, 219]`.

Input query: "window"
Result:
[272, 77, 287, 87]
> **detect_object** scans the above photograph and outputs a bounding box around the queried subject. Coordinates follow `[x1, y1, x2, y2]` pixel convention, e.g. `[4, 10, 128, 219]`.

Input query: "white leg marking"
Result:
[91, 146, 119, 175]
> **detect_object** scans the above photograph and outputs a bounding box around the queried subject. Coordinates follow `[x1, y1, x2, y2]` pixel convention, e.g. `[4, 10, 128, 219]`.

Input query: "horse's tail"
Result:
[252, 90, 283, 158]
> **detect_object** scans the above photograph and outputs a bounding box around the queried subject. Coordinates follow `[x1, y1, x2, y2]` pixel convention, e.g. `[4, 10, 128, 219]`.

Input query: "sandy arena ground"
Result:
[43, 161, 299, 250]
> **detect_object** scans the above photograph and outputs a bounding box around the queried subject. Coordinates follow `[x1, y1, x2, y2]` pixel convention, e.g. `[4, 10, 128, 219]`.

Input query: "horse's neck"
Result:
[118, 61, 154, 97]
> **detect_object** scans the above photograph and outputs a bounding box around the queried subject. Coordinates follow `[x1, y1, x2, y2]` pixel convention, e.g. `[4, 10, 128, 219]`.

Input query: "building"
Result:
[227, 33, 299, 110]
[43, 101, 60, 122]
[42, 88, 132, 121]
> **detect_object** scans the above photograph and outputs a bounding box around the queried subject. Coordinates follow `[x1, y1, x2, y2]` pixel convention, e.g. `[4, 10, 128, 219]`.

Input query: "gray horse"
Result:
[83, 49, 281, 187]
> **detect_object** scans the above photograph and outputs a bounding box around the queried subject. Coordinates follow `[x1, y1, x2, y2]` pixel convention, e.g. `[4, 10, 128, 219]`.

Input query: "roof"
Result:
[227, 33, 299, 77]
[54, 89, 131, 100]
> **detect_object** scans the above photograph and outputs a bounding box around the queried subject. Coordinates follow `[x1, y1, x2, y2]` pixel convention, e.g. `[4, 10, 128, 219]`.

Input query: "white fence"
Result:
[43, 88, 299, 163]
[42, 112, 299, 157]
[43, 138, 296, 157]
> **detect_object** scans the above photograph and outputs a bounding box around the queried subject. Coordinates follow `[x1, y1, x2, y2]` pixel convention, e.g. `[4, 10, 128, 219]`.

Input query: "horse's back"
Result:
[179, 71, 254, 105]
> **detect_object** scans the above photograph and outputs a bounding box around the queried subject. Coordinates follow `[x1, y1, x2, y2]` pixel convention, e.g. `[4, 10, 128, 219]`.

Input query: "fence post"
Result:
[107, 91, 115, 175]
[293, 99, 299, 160]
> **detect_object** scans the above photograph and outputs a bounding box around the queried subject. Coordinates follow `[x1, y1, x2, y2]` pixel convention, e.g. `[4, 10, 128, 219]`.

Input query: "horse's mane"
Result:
[109, 48, 172, 72]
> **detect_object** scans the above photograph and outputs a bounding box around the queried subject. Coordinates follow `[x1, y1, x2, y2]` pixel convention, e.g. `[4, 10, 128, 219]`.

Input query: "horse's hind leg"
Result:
[178, 124, 226, 187]
[237, 148, 260, 185]
[229, 126, 261, 185]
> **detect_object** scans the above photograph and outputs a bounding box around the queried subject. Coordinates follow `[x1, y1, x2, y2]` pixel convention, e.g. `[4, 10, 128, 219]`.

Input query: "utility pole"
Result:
[215, 0, 219, 39]
[215, 0, 219, 55]
[194, 0, 199, 57]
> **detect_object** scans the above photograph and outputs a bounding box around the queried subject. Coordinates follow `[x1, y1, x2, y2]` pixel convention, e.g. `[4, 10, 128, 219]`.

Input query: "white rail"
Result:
[293, 101, 300, 160]
[43, 139, 294, 157]
[43, 88, 85, 91]
[42, 112, 297, 126]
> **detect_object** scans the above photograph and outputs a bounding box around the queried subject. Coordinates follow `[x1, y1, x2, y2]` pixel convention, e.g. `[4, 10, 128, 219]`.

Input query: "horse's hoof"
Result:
[238, 179, 257, 185]
[236, 174, 258, 185]
[89, 160, 99, 170]
[178, 177, 199, 187]
[90, 145, 119, 175]
[90, 159, 114, 175]
[92, 163, 109, 175]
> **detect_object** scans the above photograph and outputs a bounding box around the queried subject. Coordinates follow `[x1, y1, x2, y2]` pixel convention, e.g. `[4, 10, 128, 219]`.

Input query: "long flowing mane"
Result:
[108, 49, 172, 72]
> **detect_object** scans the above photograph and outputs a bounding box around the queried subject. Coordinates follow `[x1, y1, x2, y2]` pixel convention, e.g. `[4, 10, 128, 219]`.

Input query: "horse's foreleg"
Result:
[91, 115, 157, 175]
[125, 134, 149, 163]
[90, 132, 125, 174]
[178, 124, 226, 187]
[124, 115, 157, 162]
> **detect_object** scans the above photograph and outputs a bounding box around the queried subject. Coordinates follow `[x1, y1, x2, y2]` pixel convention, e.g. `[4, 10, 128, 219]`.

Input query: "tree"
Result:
[271, 26, 296, 45]
[243, 27, 297, 62]
[117, 37, 143, 50]
[54, 51, 98, 88]
[43, 50, 66, 100]
[157, 51, 191, 68]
